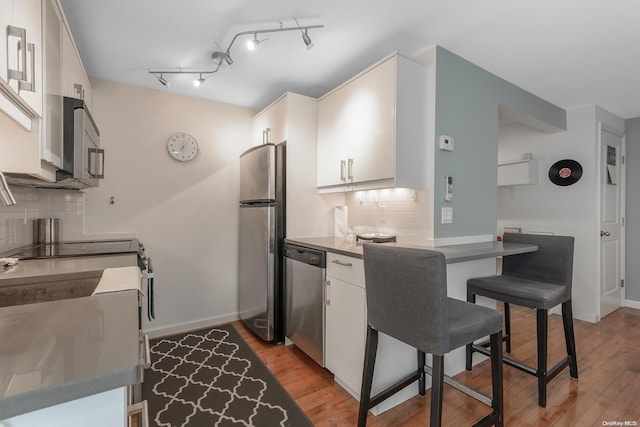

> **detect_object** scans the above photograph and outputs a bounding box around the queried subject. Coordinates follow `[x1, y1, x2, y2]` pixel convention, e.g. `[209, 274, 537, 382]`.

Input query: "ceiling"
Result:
[60, 0, 640, 119]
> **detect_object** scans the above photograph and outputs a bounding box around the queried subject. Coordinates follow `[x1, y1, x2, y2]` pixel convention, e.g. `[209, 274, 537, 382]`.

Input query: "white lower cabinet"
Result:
[324, 252, 417, 415]
[325, 275, 366, 394]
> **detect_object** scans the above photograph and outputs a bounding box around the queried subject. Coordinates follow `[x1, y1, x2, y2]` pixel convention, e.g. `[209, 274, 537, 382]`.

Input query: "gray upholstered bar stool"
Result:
[466, 233, 578, 407]
[359, 245, 504, 427]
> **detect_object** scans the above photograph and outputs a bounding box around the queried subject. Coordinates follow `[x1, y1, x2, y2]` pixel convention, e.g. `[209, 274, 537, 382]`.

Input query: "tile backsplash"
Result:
[345, 188, 430, 242]
[0, 186, 85, 252]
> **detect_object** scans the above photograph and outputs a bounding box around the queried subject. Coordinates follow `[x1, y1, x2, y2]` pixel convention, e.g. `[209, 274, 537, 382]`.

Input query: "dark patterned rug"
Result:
[143, 324, 313, 427]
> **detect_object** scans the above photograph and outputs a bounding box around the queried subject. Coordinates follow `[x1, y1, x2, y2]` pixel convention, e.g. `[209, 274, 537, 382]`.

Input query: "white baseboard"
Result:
[573, 310, 599, 323]
[144, 312, 240, 339]
[625, 299, 640, 310]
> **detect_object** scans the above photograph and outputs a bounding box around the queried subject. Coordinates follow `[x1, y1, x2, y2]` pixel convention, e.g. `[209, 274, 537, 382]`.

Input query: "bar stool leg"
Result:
[418, 350, 426, 396]
[490, 330, 504, 427]
[358, 325, 379, 427]
[536, 309, 548, 407]
[430, 355, 445, 427]
[504, 302, 511, 353]
[465, 290, 476, 371]
[561, 301, 579, 378]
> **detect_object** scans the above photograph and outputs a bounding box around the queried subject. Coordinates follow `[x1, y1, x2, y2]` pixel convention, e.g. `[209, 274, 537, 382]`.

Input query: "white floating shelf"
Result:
[497, 159, 539, 186]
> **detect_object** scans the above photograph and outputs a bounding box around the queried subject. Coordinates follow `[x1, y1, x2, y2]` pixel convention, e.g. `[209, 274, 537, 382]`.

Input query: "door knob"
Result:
[600, 231, 611, 237]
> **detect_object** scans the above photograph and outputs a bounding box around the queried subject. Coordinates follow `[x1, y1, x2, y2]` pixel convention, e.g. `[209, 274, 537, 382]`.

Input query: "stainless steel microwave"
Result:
[56, 97, 104, 188]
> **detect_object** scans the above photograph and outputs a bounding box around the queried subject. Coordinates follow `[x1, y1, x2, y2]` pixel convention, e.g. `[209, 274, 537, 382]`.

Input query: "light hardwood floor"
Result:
[235, 306, 640, 426]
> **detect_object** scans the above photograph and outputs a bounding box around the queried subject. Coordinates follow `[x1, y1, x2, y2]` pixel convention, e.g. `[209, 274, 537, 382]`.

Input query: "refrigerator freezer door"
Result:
[239, 144, 275, 203]
[238, 204, 275, 341]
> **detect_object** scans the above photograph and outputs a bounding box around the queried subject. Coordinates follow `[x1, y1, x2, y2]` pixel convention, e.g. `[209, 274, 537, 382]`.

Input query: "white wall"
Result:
[498, 105, 624, 322]
[85, 78, 255, 336]
[625, 117, 640, 304]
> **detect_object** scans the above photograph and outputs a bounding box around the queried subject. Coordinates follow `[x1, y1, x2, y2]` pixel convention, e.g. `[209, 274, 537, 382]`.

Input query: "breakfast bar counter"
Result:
[285, 236, 538, 262]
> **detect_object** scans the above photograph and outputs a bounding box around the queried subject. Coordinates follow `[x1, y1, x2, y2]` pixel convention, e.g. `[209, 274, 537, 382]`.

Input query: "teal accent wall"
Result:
[433, 47, 567, 240]
[625, 117, 640, 302]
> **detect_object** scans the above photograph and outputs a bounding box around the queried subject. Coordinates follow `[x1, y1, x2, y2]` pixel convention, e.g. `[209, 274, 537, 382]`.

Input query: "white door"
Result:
[600, 126, 625, 318]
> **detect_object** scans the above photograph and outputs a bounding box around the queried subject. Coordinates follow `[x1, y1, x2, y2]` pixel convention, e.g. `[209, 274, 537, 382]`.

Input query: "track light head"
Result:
[157, 74, 170, 88]
[302, 29, 313, 50]
[212, 51, 233, 65]
[193, 74, 205, 87]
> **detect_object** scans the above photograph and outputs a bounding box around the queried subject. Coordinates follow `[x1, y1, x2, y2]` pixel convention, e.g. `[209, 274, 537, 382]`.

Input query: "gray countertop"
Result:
[285, 236, 538, 263]
[0, 290, 140, 420]
[0, 254, 139, 288]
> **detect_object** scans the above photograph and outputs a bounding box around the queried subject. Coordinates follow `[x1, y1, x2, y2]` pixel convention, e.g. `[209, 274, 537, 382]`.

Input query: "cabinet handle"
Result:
[74, 83, 84, 99]
[128, 400, 149, 427]
[331, 259, 353, 267]
[347, 158, 354, 181]
[340, 160, 346, 181]
[325, 280, 331, 306]
[7, 25, 27, 82]
[18, 43, 35, 92]
[266, 128, 272, 144]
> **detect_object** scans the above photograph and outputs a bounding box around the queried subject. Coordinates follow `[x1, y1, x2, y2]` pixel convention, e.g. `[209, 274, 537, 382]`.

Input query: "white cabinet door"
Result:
[325, 276, 366, 395]
[11, 0, 42, 117]
[317, 88, 348, 187]
[316, 56, 396, 189]
[252, 95, 287, 146]
[0, 0, 13, 83]
[42, 0, 63, 168]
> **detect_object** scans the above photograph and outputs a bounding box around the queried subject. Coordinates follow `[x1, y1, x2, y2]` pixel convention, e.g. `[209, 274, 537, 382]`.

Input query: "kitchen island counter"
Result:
[0, 254, 138, 288]
[285, 236, 537, 262]
[0, 290, 140, 420]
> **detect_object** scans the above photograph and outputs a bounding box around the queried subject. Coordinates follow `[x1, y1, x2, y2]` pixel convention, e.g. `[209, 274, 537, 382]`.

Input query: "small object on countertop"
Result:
[356, 233, 396, 243]
[0, 257, 18, 267]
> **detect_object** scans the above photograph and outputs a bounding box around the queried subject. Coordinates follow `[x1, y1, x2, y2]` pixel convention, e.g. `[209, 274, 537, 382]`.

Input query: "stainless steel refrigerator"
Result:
[238, 143, 286, 342]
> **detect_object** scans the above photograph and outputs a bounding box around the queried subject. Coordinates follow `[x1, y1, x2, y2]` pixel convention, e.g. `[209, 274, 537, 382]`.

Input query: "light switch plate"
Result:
[441, 207, 453, 224]
[439, 135, 454, 151]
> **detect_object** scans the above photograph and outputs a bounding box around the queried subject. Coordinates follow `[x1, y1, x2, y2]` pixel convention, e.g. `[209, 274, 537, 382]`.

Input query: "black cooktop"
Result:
[1, 239, 141, 260]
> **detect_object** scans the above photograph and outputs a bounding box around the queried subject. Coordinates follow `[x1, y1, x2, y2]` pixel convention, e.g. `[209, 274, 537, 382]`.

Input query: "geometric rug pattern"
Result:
[142, 324, 313, 427]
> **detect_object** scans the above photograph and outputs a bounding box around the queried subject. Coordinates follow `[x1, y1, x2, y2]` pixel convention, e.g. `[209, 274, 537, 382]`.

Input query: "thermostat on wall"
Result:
[439, 135, 455, 151]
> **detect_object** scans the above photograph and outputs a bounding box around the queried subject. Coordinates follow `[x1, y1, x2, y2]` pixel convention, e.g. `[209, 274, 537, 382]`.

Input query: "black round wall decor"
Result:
[548, 159, 583, 186]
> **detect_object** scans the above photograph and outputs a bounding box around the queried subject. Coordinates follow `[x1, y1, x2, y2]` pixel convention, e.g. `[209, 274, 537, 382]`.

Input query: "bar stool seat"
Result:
[359, 245, 504, 427]
[466, 233, 578, 408]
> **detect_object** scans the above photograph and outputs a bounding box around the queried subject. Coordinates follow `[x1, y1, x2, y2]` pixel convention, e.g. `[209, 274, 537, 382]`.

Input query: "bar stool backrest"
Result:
[363, 245, 450, 356]
[502, 233, 575, 299]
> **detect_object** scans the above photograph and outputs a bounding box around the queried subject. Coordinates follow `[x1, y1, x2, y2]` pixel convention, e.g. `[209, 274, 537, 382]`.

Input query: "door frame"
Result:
[596, 122, 626, 320]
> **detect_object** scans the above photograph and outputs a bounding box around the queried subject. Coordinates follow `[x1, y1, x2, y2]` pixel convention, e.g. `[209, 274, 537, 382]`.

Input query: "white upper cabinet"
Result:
[317, 53, 430, 192]
[0, 0, 43, 129]
[252, 96, 287, 146]
[42, 0, 63, 169]
[61, 12, 91, 109]
[0, 0, 93, 183]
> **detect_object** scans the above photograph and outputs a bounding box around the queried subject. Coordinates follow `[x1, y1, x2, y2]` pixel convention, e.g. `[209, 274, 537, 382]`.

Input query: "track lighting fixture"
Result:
[154, 73, 170, 88]
[246, 34, 261, 51]
[294, 18, 314, 50]
[193, 74, 205, 87]
[148, 18, 323, 88]
[302, 29, 313, 50]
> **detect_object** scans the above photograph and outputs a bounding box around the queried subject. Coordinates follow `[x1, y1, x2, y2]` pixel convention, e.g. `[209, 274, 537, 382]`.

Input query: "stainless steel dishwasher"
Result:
[284, 243, 326, 366]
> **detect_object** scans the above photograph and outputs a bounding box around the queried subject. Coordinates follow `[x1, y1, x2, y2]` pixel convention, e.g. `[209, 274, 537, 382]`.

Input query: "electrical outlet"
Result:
[441, 207, 453, 224]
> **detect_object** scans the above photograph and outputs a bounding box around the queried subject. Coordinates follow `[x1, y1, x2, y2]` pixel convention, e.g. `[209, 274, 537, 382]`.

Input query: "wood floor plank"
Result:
[235, 306, 640, 426]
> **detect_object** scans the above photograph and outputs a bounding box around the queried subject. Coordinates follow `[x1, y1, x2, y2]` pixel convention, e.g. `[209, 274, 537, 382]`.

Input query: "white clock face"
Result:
[167, 133, 199, 162]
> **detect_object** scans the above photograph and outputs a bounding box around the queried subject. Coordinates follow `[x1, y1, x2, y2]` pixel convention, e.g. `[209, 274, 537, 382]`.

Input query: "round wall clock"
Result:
[167, 133, 199, 162]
